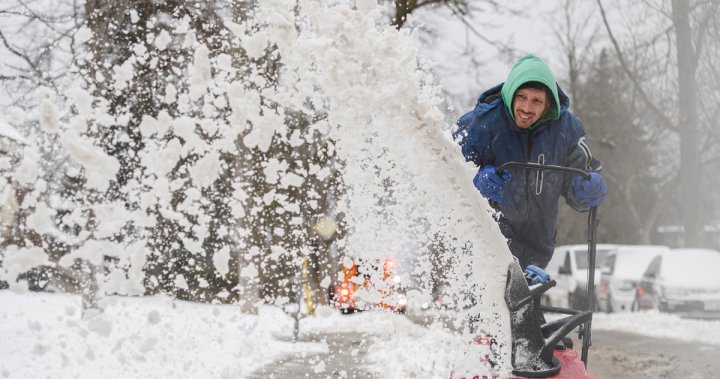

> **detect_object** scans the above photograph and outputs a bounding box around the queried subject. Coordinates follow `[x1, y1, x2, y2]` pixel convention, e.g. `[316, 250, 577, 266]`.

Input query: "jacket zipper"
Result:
[525, 129, 534, 223]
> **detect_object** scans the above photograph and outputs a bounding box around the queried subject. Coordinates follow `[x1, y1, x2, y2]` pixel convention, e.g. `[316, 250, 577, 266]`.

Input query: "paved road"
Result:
[247, 331, 378, 379]
[587, 329, 720, 379]
[248, 313, 720, 378]
[408, 310, 720, 378]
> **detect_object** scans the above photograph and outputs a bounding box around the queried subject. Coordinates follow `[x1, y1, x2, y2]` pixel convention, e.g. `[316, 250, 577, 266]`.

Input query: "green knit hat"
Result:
[500, 54, 561, 129]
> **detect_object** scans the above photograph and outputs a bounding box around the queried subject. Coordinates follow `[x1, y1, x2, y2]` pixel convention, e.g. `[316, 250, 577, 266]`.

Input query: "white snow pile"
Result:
[0, 291, 323, 378]
[593, 311, 720, 347]
[1, 291, 471, 378]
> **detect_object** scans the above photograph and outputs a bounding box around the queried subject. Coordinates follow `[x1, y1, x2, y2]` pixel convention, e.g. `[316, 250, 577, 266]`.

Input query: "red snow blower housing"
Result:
[500, 162, 599, 378]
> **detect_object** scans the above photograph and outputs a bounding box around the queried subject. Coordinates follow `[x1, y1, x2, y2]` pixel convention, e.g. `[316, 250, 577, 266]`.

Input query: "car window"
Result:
[547, 249, 566, 271]
[562, 252, 571, 273]
[574, 248, 610, 269]
[644, 256, 661, 277]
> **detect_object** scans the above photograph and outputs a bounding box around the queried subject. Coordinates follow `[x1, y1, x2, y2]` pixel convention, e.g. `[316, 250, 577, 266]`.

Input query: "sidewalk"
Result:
[247, 331, 378, 379]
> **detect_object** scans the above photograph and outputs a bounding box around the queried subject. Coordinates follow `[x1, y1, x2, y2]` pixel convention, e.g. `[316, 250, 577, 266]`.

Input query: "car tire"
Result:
[541, 294, 551, 307]
[570, 291, 588, 310]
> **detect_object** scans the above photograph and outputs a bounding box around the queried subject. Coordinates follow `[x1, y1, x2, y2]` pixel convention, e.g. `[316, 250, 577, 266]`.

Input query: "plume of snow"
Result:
[39, 100, 60, 133]
[0, 246, 50, 293]
[60, 130, 119, 192]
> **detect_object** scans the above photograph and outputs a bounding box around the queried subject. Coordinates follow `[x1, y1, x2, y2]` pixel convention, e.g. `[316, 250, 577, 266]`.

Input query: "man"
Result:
[454, 54, 607, 269]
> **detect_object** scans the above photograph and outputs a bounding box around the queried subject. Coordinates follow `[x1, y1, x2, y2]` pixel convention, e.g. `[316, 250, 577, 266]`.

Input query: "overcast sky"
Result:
[411, 1, 593, 111]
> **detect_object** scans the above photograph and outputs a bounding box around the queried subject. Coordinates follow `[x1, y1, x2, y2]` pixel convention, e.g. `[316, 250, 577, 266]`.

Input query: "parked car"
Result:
[596, 245, 670, 313]
[634, 248, 720, 318]
[544, 244, 616, 309]
[332, 257, 407, 313]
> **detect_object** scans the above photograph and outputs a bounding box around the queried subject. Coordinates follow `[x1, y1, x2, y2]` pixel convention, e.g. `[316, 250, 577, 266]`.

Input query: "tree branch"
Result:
[693, 0, 720, 66]
[448, 8, 514, 55]
[0, 27, 61, 93]
[596, 0, 675, 131]
[642, 174, 679, 244]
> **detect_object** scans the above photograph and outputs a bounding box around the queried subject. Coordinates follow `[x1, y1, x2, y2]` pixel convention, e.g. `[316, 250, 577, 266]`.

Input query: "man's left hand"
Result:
[572, 172, 607, 208]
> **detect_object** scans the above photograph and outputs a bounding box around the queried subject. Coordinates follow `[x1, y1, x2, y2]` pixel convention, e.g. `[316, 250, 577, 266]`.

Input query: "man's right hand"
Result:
[473, 165, 511, 202]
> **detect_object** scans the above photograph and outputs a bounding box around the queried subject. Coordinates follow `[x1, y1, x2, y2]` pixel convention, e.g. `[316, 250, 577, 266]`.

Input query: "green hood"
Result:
[500, 54, 561, 130]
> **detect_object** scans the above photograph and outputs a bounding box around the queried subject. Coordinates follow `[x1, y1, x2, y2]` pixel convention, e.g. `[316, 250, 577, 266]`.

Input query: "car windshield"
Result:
[661, 250, 720, 287]
[574, 248, 610, 269]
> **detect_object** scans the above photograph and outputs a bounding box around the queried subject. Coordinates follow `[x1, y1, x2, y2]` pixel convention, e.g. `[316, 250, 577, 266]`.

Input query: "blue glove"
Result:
[473, 165, 511, 202]
[524, 265, 551, 286]
[572, 172, 607, 208]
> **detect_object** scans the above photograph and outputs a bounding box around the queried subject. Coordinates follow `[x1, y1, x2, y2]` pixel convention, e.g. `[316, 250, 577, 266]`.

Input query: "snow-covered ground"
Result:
[0, 291, 322, 378]
[3, 290, 720, 379]
[592, 311, 720, 347]
[0, 290, 463, 378]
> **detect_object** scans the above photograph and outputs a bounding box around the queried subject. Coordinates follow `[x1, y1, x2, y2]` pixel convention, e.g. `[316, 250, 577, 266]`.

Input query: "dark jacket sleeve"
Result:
[562, 114, 602, 212]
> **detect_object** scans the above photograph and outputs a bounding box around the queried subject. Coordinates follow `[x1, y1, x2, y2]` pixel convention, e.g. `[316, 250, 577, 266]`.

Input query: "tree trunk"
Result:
[672, 0, 704, 247]
[80, 260, 100, 315]
[236, 248, 261, 314]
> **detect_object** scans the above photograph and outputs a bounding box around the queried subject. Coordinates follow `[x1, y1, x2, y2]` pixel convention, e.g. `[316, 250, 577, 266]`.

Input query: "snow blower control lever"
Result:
[524, 265, 552, 286]
[497, 161, 600, 376]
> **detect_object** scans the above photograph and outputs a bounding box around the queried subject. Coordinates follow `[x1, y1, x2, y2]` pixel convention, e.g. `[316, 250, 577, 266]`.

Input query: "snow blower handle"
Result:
[496, 161, 599, 369]
[496, 161, 591, 181]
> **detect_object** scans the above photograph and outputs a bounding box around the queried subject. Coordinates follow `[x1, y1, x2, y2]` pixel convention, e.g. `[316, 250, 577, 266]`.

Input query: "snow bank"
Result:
[593, 311, 720, 347]
[0, 291, 323, 378]
[2, 292, 463, 378]
[9, 291, 718, 379]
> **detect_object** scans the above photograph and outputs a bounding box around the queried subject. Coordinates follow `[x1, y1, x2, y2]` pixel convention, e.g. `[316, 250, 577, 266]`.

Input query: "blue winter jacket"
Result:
[454, 83, 599, 268]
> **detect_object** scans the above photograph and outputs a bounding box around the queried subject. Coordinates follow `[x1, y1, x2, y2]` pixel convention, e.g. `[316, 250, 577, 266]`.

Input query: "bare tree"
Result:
[552, 0, 601, 112]
[552, 1, 669, 245]
[595, 0, 720, 247]
[672, 0, 702, 246]
[0, 1, 91, 296]
[0, 0, 81, 109]
[388, 0, 471, 29]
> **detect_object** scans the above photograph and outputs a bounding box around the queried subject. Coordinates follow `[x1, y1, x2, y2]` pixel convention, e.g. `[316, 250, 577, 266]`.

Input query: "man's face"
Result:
[513, 87, 548, 129]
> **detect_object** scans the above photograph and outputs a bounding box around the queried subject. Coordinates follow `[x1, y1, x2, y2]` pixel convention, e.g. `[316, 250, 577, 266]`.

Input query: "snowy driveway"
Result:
[248, 331, 376, 378]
